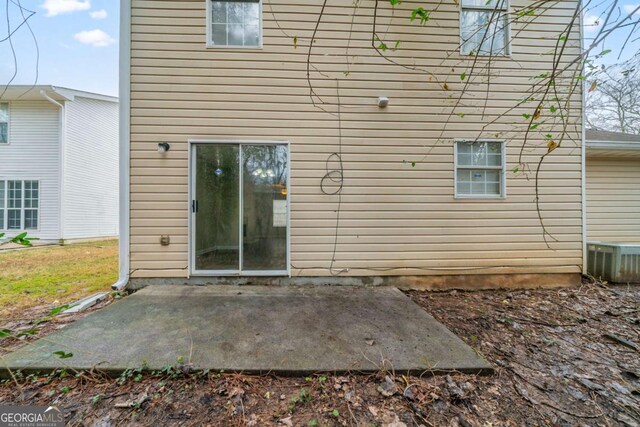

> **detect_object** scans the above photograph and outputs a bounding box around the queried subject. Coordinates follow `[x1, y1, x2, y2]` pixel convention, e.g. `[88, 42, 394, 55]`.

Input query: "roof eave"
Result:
[586, 141, 640, 150]
[0, 85, 117, 103]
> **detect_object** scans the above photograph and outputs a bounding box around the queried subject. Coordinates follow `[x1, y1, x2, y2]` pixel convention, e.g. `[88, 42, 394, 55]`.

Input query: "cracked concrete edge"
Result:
[0, 364, 494, 380]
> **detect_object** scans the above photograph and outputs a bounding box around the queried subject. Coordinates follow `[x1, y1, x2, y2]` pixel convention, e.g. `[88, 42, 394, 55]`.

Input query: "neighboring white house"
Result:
[586, 129, 640, 283]
[0, 85, 119, 243]
[586, 129, 640, 243]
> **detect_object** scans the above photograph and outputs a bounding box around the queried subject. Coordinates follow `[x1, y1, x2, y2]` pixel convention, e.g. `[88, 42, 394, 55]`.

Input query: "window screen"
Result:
[210, 0, 260, 47]
[0, 103, 8, 144]
[0, 180, 39, 230]
[455, 141, 505, 197]
[460, 0, 508, 56]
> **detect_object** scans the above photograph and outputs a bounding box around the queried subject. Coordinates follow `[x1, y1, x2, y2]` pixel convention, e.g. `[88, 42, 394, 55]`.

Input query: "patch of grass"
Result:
[0, 240, 118, 317]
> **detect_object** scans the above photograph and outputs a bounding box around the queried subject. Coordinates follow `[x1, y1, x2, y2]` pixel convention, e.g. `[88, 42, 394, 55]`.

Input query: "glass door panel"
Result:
[241, 145, 288, 271]
[192, 143, 288, 275]
[194, 144, 240, 271]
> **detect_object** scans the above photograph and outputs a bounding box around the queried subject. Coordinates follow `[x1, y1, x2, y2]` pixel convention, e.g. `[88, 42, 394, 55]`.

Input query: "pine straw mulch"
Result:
[0, 280, 638, 427]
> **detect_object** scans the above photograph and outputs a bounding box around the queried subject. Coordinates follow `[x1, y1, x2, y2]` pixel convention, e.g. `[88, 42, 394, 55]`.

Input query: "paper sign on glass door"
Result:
[273, 200, 287, 227]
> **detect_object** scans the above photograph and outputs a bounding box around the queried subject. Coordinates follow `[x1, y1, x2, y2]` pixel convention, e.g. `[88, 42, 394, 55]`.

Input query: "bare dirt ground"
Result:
[1, 280, 638, 427]
[0, 296, 115, 357]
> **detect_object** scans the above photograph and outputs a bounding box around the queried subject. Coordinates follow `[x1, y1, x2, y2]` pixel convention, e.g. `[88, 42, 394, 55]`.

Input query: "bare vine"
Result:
[0, 0, 40, 99]
[293, 0, 640, 258]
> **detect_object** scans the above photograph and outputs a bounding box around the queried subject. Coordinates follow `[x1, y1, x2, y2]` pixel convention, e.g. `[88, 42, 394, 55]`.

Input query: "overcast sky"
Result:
[0, 0, 638, 98]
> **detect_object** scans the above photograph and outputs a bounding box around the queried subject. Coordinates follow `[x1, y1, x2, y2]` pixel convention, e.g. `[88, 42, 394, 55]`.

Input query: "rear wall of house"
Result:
[128, 0, 584, 280]
[586, 156, 640, 243]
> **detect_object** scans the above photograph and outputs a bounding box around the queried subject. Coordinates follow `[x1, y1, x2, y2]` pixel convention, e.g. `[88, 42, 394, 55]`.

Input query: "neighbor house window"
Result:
[0, 180, 39, 230]
[0, 182, 4, 230]
[460, 0, 509, 56]
[455, 141, 505, 198]
[209, 0, 261, 47]
[0, 103, 8, 144]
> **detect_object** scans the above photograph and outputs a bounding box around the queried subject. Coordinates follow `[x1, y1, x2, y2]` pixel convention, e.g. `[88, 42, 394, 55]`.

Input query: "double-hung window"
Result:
[0, 103, 8, 144]
[455, 141, 505, 198]
[460, 0, 509, 56]
[208, 0, 261, 47]
[0, 180, 39, 230]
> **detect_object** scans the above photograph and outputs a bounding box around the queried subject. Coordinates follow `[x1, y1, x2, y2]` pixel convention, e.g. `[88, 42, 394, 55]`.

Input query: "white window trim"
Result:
[0, 102, 10, 145]
[0, 179, 41, 232]
[454, 139, 507, 199]
[459, 0, 511, 57]
[205, 0, 264, 49]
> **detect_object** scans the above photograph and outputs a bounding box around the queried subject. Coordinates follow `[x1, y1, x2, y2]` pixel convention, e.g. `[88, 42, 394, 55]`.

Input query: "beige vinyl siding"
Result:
[129, 0, 583, 278]
[586, 157, 640, 243]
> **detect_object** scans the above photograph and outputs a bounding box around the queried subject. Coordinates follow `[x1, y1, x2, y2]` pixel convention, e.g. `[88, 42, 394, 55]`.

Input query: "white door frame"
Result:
[188, 139, 291, 277]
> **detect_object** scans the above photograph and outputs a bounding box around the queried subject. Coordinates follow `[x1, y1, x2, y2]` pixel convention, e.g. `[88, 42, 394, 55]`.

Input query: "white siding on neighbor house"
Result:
[128, 0, 583, 279]
[63, 96, 119, 239]
[586, 156, 640, 243]
[0, 101, 61, 241]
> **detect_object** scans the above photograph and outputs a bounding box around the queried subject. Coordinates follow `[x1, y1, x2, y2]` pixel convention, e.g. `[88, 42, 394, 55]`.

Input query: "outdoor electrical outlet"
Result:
[160, 235, 170, 246]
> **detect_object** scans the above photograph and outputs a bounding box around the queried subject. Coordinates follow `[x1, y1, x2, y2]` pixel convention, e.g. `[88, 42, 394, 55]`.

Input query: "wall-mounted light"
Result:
[378, 96, 389, 108]
[157, 142, 171, 153]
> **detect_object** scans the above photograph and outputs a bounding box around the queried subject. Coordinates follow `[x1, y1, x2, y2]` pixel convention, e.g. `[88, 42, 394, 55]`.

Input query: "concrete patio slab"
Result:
[1, 286, 492, 376]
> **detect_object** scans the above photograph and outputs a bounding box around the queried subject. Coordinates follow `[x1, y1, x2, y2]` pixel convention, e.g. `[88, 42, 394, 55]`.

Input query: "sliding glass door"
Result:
[241, 145, 288, 271]
[192, 142, 288, 275]
[194, 144, 240, 271]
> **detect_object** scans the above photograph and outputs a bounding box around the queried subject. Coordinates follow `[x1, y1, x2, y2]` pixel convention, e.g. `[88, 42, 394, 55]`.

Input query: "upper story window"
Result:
[460, 0, 509, 56]
[208, 0, 261, 48]
[0, 103, 8, 144]
[455, 140, 506, 198]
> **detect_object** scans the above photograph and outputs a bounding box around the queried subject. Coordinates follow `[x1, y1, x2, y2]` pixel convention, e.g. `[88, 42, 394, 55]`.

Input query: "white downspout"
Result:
[40, 90, 66, 243]
[579, 8, 588, 275]
[113, 0, 132, 291]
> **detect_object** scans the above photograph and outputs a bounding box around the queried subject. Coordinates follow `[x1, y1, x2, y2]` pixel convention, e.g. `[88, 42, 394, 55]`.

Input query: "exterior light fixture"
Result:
[157, 142, 171, 153]
[378, 96, 389, 108]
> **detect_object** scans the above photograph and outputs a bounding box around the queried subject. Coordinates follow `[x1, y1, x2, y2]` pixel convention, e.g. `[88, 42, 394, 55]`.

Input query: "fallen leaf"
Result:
[114, 393, 148, 409]
[229, 387, 244, 398]
[279, 416, 293, 427]
[377, 376, 398, 397]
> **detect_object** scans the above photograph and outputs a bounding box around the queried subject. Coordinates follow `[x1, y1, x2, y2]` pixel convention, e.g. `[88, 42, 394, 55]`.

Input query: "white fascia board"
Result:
[52, 86, 119, 103]
[586, 141, 640, 150]
[0, 85, 117, 103]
